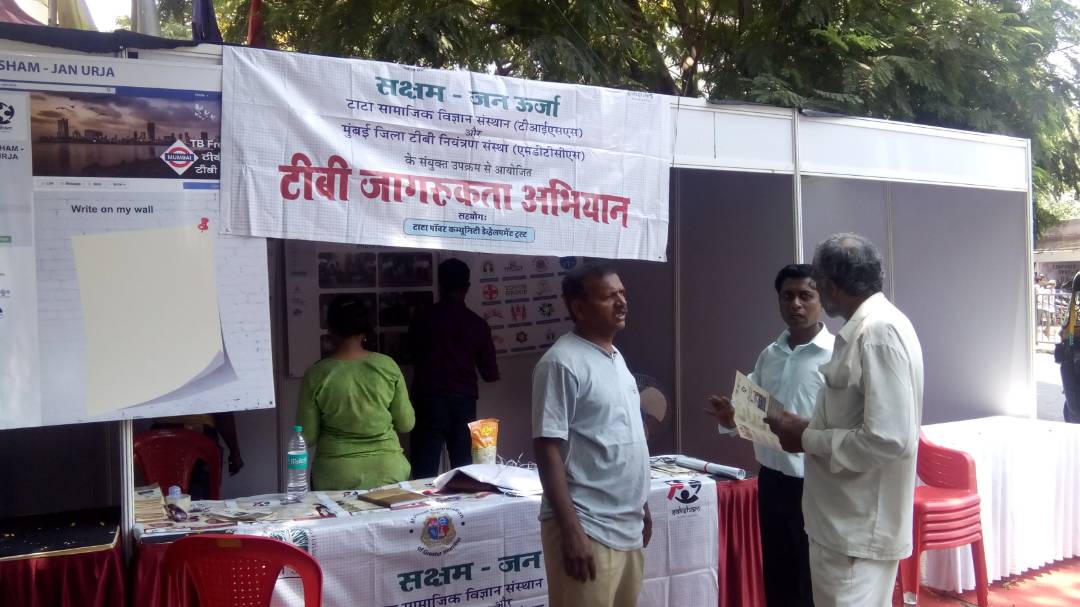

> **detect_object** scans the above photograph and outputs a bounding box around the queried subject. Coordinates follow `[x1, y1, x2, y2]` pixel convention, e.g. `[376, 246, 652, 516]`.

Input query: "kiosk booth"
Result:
[0, 23, 1040, 605]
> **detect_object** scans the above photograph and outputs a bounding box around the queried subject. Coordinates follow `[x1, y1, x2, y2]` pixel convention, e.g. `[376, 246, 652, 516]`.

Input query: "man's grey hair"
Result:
[812, 233, 884, 297]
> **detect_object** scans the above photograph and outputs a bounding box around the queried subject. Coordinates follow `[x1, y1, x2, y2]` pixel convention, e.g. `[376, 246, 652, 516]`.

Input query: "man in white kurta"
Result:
[769, 233, 924, 607]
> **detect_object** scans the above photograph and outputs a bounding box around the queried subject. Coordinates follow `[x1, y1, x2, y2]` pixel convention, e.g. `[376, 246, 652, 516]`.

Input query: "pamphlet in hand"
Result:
[731, 371, 784, 450]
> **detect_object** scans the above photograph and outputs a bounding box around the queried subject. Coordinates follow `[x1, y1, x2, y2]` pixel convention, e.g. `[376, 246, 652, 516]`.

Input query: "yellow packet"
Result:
[468, 418, 499, 465]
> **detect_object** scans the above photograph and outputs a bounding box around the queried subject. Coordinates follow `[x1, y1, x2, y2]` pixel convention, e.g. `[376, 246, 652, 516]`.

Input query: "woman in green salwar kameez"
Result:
[297, 295, 415, 490]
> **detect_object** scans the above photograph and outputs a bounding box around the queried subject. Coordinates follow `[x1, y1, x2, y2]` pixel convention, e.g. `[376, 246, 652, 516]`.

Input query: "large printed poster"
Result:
[461, 253, 577, 356]
[0, 52, 274, 429]
[221, 47, 674, 261]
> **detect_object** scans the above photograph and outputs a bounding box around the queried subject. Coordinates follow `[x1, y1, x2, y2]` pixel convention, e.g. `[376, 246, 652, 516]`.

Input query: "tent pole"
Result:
[119, 419, 134, 561]
[792, 108, 804, 263]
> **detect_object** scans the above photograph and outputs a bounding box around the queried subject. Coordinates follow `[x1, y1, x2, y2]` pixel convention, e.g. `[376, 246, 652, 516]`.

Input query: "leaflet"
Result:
[731, 371, 784, 450]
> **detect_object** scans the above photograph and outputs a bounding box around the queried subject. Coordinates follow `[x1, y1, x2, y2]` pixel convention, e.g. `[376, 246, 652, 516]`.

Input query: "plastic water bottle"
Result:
[285, 425, 309, 503]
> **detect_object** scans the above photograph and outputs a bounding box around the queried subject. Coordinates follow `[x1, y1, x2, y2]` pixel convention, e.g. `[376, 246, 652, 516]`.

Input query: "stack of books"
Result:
[134, 484, 167, 525]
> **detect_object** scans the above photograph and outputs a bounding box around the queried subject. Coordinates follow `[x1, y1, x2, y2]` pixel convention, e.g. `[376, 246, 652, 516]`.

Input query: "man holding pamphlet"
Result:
[706, 264, 832, 607]
[768, 234, 923, 607]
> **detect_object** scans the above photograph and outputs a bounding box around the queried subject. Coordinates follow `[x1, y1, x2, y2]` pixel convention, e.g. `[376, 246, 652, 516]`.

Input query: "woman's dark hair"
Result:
[327, 295, 374, 338]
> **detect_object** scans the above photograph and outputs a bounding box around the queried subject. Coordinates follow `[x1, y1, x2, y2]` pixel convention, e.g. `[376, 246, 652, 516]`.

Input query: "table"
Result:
[134, 470, 752, 607]
[0, 509, 126, 607]
[715, 478, 764, 607]
[921, 416, 1080, 592]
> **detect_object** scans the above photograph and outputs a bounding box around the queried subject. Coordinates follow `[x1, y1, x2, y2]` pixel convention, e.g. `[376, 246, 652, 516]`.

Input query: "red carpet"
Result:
[893, 558, 1080, 606]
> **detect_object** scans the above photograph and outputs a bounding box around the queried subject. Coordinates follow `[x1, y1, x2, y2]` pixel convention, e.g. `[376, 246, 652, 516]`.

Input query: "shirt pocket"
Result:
[821, 385, 863, 429]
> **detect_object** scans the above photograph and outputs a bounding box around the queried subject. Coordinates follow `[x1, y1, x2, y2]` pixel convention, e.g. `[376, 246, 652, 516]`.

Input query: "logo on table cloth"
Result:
[410, 508, 464, 556]
[267, 527, 311, 553]
[665, 480, 704, 516]
[559, 257, 577, 270]
[533, 257, 550, 273]
[160, 139, 198, 175]
[483, 284, 500, 301]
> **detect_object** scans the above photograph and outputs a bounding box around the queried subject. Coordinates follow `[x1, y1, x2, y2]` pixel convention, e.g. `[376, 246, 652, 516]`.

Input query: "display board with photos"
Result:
[285, 242, 581, 376]
[284, 241, 436, 377]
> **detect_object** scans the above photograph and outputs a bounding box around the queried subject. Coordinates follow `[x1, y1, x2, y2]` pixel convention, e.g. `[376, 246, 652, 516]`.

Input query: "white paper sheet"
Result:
[72, 225, 224, 414]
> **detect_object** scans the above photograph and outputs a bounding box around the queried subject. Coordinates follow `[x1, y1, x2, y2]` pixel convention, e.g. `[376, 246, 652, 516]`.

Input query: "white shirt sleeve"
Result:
[801, 343, 918, 473]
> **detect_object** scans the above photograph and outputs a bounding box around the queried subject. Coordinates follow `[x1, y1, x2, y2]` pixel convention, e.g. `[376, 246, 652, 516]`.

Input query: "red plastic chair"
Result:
[133, 428, 222, 499]
[899, 433, 989, 607]
[163, 534, 322, 607]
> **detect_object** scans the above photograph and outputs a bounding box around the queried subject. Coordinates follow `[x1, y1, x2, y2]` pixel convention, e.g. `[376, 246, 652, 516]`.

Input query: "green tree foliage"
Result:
[159, 0, 1080, 232]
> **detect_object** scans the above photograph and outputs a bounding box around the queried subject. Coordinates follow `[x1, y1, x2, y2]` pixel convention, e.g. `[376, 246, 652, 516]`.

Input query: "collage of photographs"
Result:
[316, 250, 435, 364]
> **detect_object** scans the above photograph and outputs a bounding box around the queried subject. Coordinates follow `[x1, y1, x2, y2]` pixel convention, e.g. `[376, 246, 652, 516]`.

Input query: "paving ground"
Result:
[893, 557, 1080, 606]
[1035, 350, 1066, 422]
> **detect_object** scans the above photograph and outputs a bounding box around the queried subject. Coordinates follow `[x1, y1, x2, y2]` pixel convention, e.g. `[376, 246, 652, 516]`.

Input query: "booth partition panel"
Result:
[800, 176, 892, 335]
[889, 183, 1032, 422]
[675, 169, 795, 471]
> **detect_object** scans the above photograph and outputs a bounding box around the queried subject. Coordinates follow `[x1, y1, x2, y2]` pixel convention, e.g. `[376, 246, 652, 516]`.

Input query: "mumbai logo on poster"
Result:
[0, 100, 15, 137]
[160, 139, 198, 175]
[0, 101, 14, 125]
[411, 508, 464, 556]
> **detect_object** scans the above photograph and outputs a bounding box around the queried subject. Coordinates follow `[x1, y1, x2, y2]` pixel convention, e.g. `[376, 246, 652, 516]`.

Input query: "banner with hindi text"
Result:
[221, 47, 673, 261]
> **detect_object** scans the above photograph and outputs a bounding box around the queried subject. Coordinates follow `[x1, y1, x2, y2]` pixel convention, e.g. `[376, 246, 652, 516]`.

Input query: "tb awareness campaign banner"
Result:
[221, 47, 674, 261]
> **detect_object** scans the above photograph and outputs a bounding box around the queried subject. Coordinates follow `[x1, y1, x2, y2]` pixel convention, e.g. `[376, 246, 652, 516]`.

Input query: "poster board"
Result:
[284, 240, 436, 377]
[0, 52, 274, 429]
[284, 240, 579, 377]
[458, 252, 577, 356]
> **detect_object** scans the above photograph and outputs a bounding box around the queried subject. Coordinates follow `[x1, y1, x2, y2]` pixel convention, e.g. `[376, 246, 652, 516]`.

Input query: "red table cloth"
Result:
[0, 540, 126, 607]
[716, 477, 765, 607]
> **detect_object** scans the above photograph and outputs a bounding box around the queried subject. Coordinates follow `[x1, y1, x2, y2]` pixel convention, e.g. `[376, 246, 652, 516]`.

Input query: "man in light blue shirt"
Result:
[708, 264, 832, 607]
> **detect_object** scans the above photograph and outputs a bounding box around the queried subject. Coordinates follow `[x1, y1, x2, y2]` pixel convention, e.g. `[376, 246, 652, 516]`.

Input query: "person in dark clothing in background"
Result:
[408, 258, 500, 478]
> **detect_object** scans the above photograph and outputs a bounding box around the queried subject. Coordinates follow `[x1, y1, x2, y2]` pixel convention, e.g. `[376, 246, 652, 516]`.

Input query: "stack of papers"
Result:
[434, 464, 543, 496]
[134, 484, 167, 524]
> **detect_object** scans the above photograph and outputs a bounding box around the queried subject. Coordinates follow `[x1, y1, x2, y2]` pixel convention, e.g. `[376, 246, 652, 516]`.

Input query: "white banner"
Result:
[221, 47, 673, 261]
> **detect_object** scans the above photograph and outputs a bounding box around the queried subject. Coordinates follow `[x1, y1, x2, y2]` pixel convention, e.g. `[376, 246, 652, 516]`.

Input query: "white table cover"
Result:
[921, 416, 1080, 592]
[261, 474, 719, 607]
